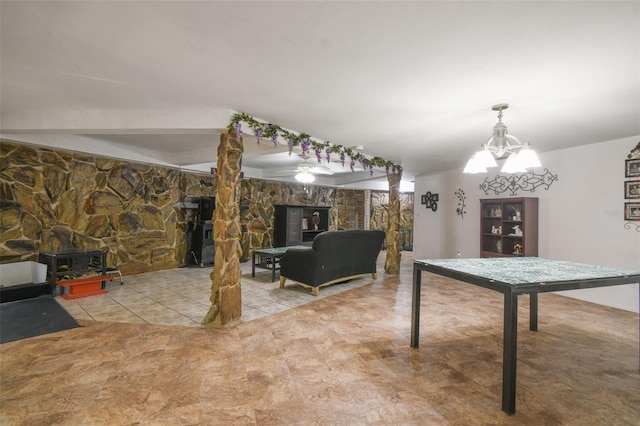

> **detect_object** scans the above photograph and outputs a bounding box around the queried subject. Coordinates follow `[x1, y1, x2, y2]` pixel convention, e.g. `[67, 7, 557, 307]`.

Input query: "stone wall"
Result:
[370, 191, 414, 250]
[1, 139, 414, 273]
[0, 140, 215, 275]
[334, 189, 365, 230]
[239, 179, 337, 257]
[239, 182, 411, 256]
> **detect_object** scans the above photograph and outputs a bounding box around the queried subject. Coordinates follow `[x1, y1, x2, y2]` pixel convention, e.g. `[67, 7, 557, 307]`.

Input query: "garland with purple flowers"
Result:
[229, 112, 402, 177]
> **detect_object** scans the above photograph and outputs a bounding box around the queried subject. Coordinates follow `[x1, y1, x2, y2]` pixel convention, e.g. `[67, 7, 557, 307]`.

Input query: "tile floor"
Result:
[57, 257, 376, 327]
[2, 252, 639, 425]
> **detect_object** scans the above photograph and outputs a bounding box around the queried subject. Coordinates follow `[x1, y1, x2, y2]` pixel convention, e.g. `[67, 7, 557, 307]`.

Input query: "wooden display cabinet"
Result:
[480, 197, 538, 258]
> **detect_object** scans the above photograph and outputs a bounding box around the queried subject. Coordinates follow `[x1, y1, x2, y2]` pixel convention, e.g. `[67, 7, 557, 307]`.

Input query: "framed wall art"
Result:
[624, 202, 640, 221]
[624, 180, 640, 199]
[421, 192, 439, 211]
[625, 159, 640, 178]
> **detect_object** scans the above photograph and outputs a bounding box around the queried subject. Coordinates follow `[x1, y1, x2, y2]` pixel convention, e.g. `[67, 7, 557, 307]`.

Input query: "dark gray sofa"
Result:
[279, 230, 385, 295]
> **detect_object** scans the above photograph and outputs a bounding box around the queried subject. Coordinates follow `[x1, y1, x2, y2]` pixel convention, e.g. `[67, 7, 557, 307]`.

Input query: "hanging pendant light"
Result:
[295, 171, 315, 183]
[463, 104, 541, 174]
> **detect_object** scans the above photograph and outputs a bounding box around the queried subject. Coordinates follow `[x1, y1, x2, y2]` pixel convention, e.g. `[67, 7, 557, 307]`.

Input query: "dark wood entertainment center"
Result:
[273, 205, 330, 247]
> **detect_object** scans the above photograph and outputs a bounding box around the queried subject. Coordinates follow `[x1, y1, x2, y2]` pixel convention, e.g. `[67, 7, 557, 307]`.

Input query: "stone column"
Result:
[201, 131, 244, 327]
[384, 172, 401, 274]
[364, 189, 371, 230]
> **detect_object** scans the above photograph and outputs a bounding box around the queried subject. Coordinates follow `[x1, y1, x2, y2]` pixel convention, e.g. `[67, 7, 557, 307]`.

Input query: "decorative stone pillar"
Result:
[384, 172, 401, 274]
[201, 131, 243, 327]
[364, 189, 371, 230]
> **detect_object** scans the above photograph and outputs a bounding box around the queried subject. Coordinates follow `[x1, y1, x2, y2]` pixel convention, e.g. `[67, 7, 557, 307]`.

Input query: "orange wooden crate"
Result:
[57, 275, 110, 300]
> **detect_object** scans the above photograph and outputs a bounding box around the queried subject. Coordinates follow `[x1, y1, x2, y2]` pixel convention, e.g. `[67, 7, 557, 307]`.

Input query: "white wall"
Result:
[414, 136, 640, 312]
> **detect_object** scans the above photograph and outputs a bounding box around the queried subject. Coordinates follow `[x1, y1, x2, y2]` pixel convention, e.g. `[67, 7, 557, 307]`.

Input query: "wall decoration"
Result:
[625, 159, 640, 178]
[624, 142, 640, 231]
[624, 180, 640, 199]
[624, 202, 640, 221]
[479, 169, 558, 196]
[628, 142, 640, 159]
[421, 191, 439, 211]
[455, 188, 466, 218]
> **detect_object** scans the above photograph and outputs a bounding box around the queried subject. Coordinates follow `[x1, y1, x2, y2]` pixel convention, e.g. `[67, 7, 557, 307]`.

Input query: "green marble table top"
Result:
[415, 257, 640, 285]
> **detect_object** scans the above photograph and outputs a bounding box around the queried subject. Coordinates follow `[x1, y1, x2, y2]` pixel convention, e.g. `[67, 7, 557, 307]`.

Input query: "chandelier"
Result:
[463, 103, 541, 174]
[295, 171, 315, 183]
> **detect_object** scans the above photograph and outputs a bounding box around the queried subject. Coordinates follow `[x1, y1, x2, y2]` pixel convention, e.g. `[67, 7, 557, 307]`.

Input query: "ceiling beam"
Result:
[1, 108, 232, 133]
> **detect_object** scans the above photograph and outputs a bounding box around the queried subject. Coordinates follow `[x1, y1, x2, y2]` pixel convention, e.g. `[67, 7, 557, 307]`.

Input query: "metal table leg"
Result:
[252, 252, 256, 277]
[411, 265, 422, 348]
[530, 293, 538, 331]
[271, 254, 277, 282]
[502, 291, 518, 415]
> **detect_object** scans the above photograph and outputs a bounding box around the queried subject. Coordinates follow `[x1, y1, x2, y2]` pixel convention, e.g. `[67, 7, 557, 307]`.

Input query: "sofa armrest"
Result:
[279, 247, 322, 286]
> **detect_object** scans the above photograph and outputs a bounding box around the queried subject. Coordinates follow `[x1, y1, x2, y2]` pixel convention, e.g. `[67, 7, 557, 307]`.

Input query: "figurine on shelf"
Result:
[510, 225, 523, 236]
[513, 243, 523, 255]
[312, 211, 320, 230]
[512, 206, 522, 221]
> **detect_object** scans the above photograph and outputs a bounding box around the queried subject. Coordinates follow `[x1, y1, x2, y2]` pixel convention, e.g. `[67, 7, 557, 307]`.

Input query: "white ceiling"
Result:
[1, 1, 639, 189]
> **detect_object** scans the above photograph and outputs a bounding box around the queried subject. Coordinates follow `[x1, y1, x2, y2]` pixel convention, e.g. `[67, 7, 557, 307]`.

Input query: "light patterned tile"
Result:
[53, 252, 377, 328]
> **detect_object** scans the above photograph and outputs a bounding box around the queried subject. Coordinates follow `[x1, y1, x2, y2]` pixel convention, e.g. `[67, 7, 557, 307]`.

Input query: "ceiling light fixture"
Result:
[295, 171, 315, 183]
[463, 103, 541, 174]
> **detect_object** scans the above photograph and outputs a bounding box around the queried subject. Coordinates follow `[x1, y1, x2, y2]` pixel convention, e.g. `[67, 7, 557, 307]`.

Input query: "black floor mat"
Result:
[0, 296, 81, 344]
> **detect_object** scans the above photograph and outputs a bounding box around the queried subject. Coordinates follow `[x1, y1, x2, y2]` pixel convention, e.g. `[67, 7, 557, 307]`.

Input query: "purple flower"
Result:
[350, 159, 356, 172]
[385, 165, 390, 176]
[315, 149, 322, 163]
[325, 147, 331, 163]
[369, 165, 374, 176]
[287, 138, 295, 155]
[232, 122, 242, 136]
[340, 152, 346, 167]
[301, 138, 311, 156]
[254, 128, 263, 144]
[271, 133, 278, 147]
